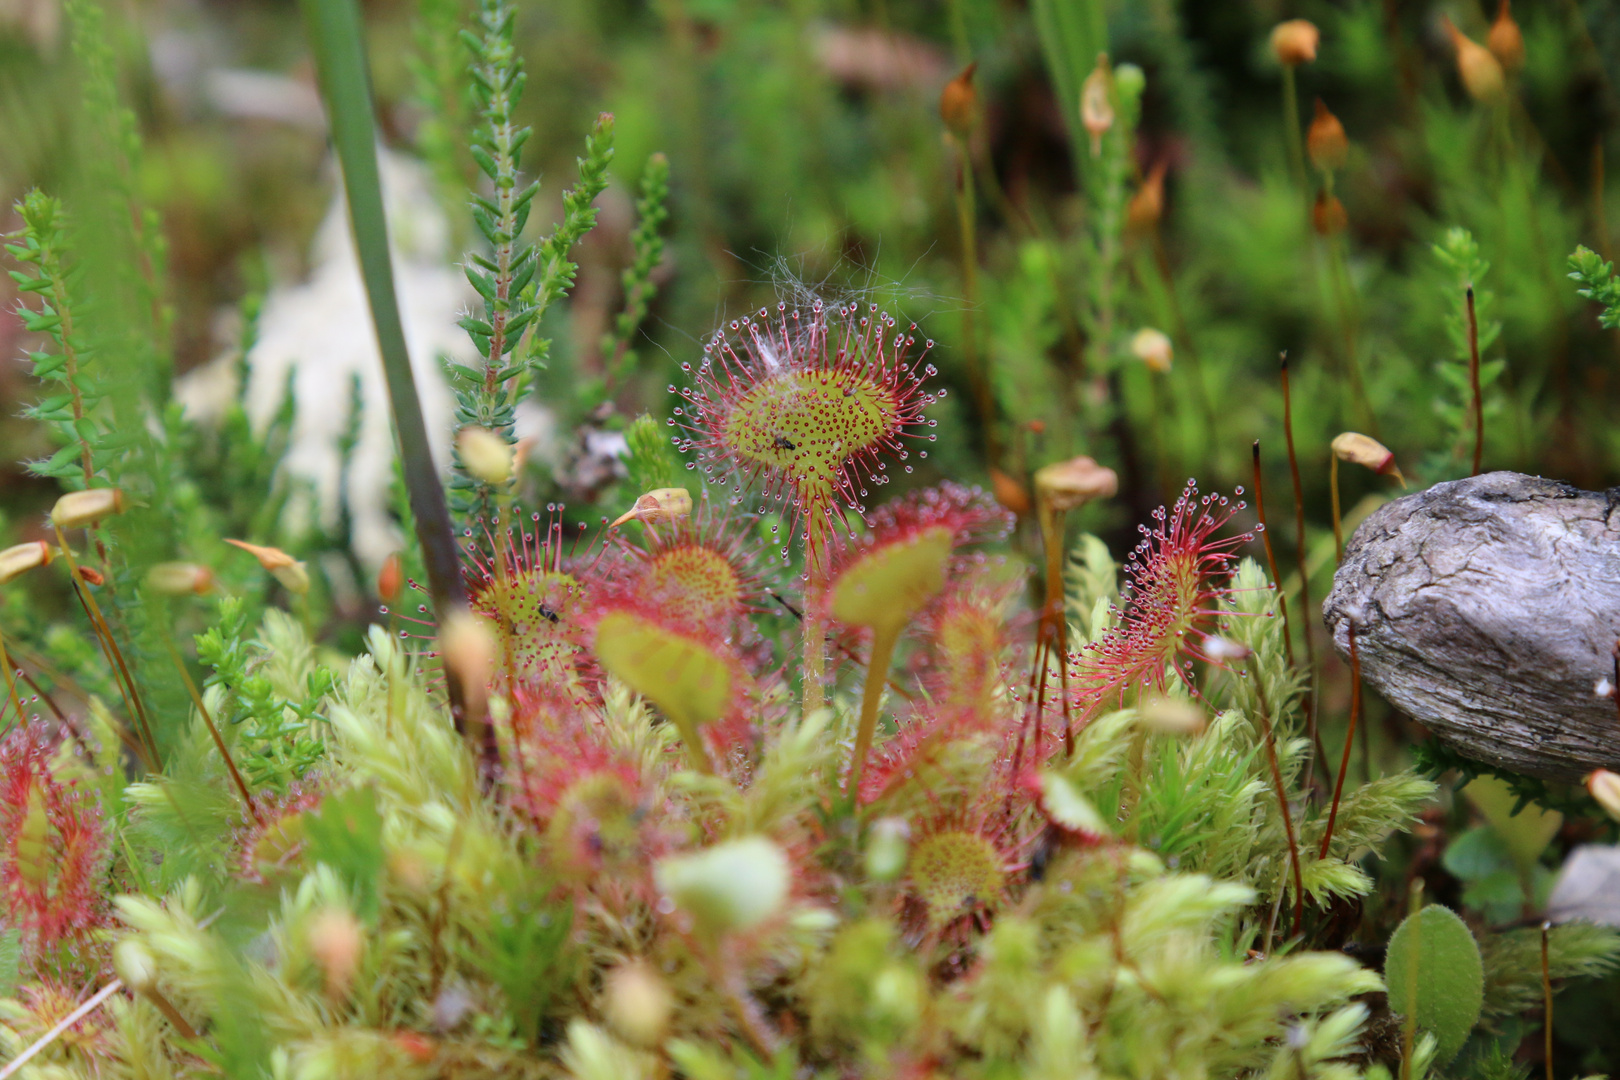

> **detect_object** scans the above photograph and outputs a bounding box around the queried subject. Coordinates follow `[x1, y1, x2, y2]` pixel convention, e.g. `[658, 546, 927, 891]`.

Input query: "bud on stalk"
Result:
[0, 542, 52, 584]
[50, 488, 125, 529]
[1270, 19, 1319, 67]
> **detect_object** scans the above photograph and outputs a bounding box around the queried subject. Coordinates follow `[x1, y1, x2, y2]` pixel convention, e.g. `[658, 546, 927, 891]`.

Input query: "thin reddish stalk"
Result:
[51, 524, 158, 771]
[1467, 286, 1484, 476]
[1542, 920, 1554, 1080]
[166, 638, 262, 826]
[1320, 620, 1362, 860]
[1249, 661, 1304, 938]
[1255, 441, 1330, 788]
[10, 644, 140, 761]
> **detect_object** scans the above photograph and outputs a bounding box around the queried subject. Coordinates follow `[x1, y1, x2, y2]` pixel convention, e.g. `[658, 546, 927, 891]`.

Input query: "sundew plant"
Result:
[4, 1, 1620, 1079]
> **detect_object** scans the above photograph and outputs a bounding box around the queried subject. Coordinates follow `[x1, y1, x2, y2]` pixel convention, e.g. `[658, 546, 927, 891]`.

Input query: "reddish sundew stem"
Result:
[1320, 620, 1361, 860]
[847, 623, 900, 798]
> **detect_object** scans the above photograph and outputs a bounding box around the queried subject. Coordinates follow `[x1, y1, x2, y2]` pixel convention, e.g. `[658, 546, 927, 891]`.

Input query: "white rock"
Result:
[178, 150, 555, 570]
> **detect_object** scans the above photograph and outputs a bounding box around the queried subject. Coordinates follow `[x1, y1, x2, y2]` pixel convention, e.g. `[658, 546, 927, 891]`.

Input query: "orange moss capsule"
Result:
[1126, 161, 1167, 231]
[1307, 99, 1348, 172]
[145, 562, 214, 596]
[1034, 455, 1118, 513]
[1488, 0, 1524, 74]
[377, 551, 403, 604]
[939, 62, 977, 136]
[1443, 17, 1506, 103]
[988, 467, 1032, 517]
[1331, 431, 1404, 485]
[1270, 20, 1319, 66]
[225, 538, 310, 595]
[1313, 190, 1348, 236]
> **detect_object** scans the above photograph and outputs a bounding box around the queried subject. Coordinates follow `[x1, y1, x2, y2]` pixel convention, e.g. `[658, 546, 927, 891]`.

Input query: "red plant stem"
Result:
[1255, 441, 1330, 789]
[1249, 661, 1305, 938]
[165, 638, 262, 827]
[51, 524, 158, 771]
[1467, 286, 1484, 476]
[1320, 620, 1361, 860]
[1542, 920, 1554, 1080]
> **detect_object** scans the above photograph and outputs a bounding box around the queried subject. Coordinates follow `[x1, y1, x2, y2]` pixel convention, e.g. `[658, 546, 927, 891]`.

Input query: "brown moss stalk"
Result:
[1542, 920, 1554, 1080]
[1249, 660, 1304, 938]
[51, 524, 158, 770]
[165, 637, 261, 827]
[1319, 620, 1362, 860]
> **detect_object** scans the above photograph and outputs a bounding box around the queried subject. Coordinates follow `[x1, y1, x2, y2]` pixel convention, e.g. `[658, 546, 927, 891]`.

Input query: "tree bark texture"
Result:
[1322, 471, 1620, 781]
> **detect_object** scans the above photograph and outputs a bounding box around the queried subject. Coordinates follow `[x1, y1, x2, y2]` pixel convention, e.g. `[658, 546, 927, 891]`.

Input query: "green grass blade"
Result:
[296, 0, 472, 723]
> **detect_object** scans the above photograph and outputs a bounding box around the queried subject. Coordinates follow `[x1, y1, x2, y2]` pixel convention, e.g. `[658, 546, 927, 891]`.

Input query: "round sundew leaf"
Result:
[593, 611, 735, 733]
[548, 772, 643, 877]
[909, 830, 1005, 929]
[722, 367, 906, 480]
[830, 526, 953, 630]
[1384, 904, 1484, 1063]
[471, 569, 585, 687]
[644, 544, 744, 623]
[654, 836, 790, 934]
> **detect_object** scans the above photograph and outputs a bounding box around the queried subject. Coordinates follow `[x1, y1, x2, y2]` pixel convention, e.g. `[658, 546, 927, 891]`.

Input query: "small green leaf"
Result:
[1386, 904, 1484, 1063]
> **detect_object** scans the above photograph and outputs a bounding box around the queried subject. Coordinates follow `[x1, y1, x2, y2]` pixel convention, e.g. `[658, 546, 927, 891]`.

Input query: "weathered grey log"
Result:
[1323, 471, 1620, 781]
